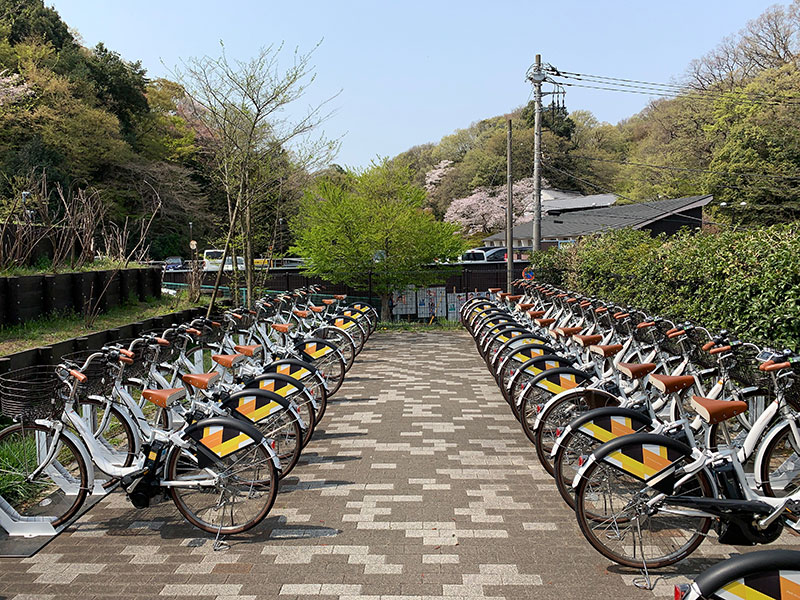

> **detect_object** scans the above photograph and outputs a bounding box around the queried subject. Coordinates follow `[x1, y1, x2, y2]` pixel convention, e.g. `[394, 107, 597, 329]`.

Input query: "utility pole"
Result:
[530, 54, 545, 252]
[505, 118, 513, 293]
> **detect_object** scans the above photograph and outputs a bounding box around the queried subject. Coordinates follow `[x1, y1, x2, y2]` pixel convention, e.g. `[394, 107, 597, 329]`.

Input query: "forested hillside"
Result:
[399, 1, 800, 230]
[0, 0, 308, 260]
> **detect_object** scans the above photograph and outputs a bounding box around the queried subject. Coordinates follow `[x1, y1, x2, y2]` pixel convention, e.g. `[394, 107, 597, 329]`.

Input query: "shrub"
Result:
[529, 224, 800, 349]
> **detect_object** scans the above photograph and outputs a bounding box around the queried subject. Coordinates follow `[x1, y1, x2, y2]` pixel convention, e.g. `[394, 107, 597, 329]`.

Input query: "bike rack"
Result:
[0, 427, 112, 539]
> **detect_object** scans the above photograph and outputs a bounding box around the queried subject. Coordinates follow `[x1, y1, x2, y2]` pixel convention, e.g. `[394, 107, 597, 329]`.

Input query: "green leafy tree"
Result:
[704, 64, 800, 223]
[292, 160, 466, 320]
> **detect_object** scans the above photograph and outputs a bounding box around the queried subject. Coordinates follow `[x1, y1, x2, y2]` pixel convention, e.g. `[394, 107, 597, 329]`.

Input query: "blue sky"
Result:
[51, 1, 780, 169]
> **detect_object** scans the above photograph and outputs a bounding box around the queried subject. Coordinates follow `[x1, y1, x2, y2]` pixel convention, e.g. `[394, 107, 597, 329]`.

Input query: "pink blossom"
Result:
[0, 71, 33, 107]
[444, 177, 537, 234]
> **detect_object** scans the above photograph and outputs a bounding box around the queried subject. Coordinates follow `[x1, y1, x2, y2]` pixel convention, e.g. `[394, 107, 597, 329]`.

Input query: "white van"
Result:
[202, 250, 246, 272]
[203, 249, 224, 271]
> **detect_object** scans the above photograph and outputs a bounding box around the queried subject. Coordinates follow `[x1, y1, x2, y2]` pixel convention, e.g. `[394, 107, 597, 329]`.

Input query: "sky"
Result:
[50, 1, 782, 169]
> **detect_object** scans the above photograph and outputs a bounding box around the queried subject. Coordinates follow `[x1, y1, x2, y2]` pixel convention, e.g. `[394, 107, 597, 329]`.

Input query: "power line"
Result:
[548, 67, 800, 106]
[540, 161, 728, 228]
[568, 154, 800, 182]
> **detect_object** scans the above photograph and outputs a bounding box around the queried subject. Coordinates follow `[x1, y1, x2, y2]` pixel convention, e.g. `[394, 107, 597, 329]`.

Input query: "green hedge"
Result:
[530, 225, 800, 350]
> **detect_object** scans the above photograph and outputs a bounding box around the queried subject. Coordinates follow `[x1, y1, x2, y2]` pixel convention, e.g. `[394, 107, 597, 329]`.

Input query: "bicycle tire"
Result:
[0, 422, 89, 528]
[75, 397, 137, 472]
[552, 407, 654, 509]
[758, 419, 800, 498]
[265, 359, 328, 425]
[574, 436, 713, 569]
[313, 325, 356, 371]
[169, 419, 278, 534]
[527, 386, 618, 475]
[295, 338, 346, 397]
[222, 389, 304, 478]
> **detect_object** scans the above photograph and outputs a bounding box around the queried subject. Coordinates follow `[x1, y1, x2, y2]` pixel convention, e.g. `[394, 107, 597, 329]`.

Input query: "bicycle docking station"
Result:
[0, 423, 117, 557]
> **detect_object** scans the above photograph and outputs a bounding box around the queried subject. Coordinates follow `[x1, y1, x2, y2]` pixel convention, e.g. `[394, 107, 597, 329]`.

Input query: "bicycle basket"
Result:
[784, 382, 800, 411]
[61, 350, 115, 398]
[728, 344, 772, 393]
[687, 328, 717, 370]
[202, 318, 225, 345]
[143, 329, 181, 364]
[655, 320, 683, 358]
[119, 338, 148, 381]
[632, 315, 663, 346]
[0, 366, 66, 421]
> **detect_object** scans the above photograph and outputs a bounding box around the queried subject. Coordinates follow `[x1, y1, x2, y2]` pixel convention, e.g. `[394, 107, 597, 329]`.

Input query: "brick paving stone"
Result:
[1, 330, 798, 600]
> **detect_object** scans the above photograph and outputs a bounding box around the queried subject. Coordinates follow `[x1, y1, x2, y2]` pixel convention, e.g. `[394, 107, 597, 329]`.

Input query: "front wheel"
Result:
[0, 423, 89, 527]
[574, 457, 713, 569]
[759, 420, 800, 498]
[167, 430, 278, 534]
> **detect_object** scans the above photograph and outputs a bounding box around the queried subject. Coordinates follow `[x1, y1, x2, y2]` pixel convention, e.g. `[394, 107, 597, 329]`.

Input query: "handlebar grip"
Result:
[702, 341, 715, 351]
[156, 337, 170, 346]
[119, 356, 134, 365]
[709, 345, 731, 355]
[119, 348, 134, 358]
[186, 327, 202, 336]
[764, 361, 791, 372]
[69, 369, 87, 383]
[667, 330, 685, 339]
[211, 321, 221, 328]
[637, 321, 655, 329]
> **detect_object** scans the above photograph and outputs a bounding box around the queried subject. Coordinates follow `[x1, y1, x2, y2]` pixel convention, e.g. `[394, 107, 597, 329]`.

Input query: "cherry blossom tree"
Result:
[444, 177, 538, 234]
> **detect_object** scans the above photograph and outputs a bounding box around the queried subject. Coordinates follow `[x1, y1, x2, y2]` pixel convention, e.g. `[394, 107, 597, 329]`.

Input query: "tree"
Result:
[703, 63, 800, 222]
[175, 41, 338, 310]
[292, 160, 466, 320]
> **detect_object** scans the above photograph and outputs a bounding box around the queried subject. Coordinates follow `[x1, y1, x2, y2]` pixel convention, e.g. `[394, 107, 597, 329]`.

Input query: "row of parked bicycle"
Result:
[0, 286, 376, 539]
[461, 283, 800, 599]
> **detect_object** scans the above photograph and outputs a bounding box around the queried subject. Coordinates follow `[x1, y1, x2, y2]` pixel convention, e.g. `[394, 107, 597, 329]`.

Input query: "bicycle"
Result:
[0, 347, 279, 536]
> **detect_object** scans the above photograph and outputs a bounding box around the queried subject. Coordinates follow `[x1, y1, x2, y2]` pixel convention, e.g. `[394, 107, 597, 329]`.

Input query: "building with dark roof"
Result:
[483, 195, 712, 248]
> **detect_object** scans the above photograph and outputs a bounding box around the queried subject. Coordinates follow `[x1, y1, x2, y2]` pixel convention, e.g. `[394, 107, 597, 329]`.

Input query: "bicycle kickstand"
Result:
[212, 522, 229, 552]
[632, 520, 656, 591]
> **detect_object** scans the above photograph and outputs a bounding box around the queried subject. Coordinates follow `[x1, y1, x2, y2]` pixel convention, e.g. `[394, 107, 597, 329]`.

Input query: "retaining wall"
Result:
[0, 267, 162, 327]
[0, 306, 205, 374]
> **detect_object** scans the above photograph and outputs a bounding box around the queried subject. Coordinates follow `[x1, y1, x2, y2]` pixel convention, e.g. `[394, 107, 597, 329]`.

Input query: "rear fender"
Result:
[571, 432, 694, 494]
[515, 365, 590, 407]
[530, 385, 618, 430]
[550, 406, 651, 457]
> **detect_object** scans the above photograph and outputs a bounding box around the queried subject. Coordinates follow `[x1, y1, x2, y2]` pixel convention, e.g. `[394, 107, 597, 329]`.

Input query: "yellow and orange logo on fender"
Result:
[198, 425, 256, 458]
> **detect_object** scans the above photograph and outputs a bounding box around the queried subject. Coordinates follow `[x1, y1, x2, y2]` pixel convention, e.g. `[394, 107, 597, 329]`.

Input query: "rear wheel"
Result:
[0, 423, 89, 527]
[313, 326, 356, 371]
[168, 434, 278, 534]
[256, 410, 303, 478]
[574, 458, 713, 568]
[74, 398, 137, 483]
[529, 389, 619, 476]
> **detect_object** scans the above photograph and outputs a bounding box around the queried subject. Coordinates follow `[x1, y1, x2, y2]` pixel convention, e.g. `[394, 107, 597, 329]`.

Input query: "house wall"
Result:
[642, 207, 703, 236]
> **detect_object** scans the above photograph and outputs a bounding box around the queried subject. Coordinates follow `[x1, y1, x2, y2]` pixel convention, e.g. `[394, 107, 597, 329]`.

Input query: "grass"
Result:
[0, 292, 205, 356]
[0, 434, 37, 505]
[0, 258, 146, 277]
[377, 318, 463, 332]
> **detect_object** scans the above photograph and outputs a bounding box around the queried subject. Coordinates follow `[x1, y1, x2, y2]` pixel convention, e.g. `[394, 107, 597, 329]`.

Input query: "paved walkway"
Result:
[1, 331, 797, 600]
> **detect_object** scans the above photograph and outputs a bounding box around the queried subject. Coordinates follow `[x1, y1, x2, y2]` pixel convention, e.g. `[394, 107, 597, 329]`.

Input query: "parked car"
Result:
[461, 247, 507, 262]
[461, 246, 532, 262]
[203, 249, 224, 271]
[202, 250, 246, 272]
[164, 256, 183, 271]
